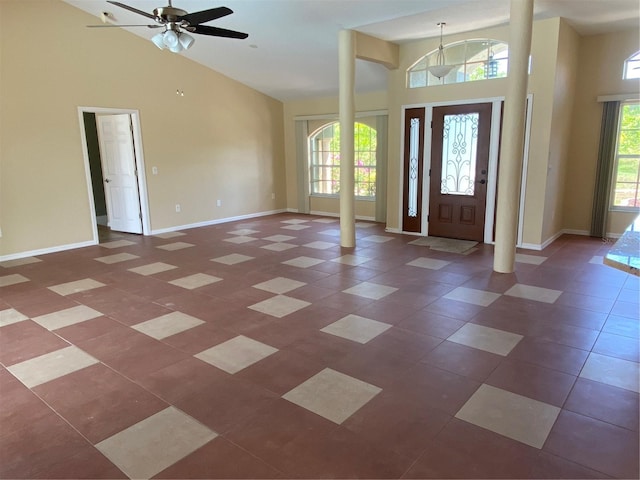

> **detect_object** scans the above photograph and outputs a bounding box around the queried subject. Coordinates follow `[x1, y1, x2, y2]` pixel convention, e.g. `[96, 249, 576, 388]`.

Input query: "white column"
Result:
[339, 29, 356, 247]
[494, 0, 534, 273]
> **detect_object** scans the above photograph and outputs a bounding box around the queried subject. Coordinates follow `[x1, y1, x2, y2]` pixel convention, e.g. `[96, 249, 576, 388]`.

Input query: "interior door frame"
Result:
[78, 106, 151, 244]
[398, 94, 532, 246]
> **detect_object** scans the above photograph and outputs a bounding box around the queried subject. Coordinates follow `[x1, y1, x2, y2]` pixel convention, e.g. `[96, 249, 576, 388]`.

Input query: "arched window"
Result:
[624, 51, 640, 79]
[309, 122, 377, 198]
[408, 39, 509, 88]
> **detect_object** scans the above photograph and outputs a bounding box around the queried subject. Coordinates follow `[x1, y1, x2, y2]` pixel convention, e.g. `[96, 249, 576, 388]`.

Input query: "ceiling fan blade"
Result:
[180, 7, 233, 26]
[192, 24, 248, 39]
[106, 1, 156, 20]
[87, 24, 161, 28]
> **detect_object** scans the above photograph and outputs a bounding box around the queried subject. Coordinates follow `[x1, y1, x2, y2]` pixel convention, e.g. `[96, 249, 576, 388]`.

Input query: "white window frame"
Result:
[610, 100, 640, 212]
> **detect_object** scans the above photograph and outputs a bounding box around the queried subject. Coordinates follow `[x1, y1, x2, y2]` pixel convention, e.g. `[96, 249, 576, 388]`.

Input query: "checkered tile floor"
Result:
[0, 214, 638, 479]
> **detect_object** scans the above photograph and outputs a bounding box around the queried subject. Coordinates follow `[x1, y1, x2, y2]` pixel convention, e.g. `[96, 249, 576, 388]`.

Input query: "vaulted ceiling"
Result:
[64, 0, 640, 101]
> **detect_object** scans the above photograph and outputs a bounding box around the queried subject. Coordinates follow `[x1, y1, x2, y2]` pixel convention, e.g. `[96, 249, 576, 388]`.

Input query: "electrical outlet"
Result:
[152, 166, 158, 175]
[216, 199, 222, 207]
[175, 204, 181, 213]
[271, 193, 275, 199]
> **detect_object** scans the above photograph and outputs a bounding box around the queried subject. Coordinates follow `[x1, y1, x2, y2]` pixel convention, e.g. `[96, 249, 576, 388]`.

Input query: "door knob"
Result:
[477, 179, 486, 184]
[105, 179, 111, 183]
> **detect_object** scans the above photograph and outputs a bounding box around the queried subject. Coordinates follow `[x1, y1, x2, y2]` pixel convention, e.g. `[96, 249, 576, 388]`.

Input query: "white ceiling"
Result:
[64, 0, 640, 101]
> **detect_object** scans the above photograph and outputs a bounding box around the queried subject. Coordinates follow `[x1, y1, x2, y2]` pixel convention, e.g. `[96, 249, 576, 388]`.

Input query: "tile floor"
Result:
[0, 213, 638, 479]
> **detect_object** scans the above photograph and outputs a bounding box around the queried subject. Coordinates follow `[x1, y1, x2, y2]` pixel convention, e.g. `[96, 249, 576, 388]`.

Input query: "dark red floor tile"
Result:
[161, 321, 238, 354]
[286, 330, 364, 365]
[485, 358, 576, 406]
[174, 375, 278, 434]
[153, 437, 282, 479]
[422, 297, 486, 321]
[507, 337, 589, 376]
[544, 410, 639, 479]
[556, 291, 615, 314]
[30, 447, 127, 479]
[529, 320, 600, 350]
[422, 340, 503, 382]
[236, 349, 324, 395]
[53, 316, 129, 344]
[0, 320, 70, 366]
[402, 418, 539, 479]
[396, 310, 466, 339]
[544, 304, 608, 331]
[366, 326, 442, 363]
[1, 287, 78, 318]
[0, 412, 91, 479]
[0, 369, 53, 437]
[530, 451, 612, 479]
[564, 377, 639, 431]
[343, 388, 451, 460]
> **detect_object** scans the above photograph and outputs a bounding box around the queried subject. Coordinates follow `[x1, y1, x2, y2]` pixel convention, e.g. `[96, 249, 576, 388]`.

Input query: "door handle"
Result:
[105, 179, 111, 183]
[477, 179, 486, 184]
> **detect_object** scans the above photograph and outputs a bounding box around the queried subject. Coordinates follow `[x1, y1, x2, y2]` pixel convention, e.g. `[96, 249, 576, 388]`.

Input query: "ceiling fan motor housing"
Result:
[153, 6, 188, 24]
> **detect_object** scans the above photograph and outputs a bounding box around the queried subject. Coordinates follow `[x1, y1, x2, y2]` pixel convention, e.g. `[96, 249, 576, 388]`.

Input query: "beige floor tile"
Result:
[281, 219, 309, 224]
[0, 308, 29, 327]
[447, 323, 523, 356]
[343, 281, 398, 300]
[406, 257, 451, 270]
[33, 305, 103, 330]
[283, 368, 381, 424]
[579, 352, 640, 393]
[253, 277, 306, 294]
[228, 228, 260, 235]
[444, 286, 501, 307]
[211, 253, 254, 265]
[96, 407, 217, 480]
[455, 384, 561, 449]
[224, 236, 258, 244]
[331, 255, 371, 266]
[128, 262, 177, 276]
[0, 257, 42, 268]
[100, 240, 136, 249]
[169, 273, 222, 290]
[0, 274, 29, 287]
[248, 295, 310, 318]
[282, 224, 310, 231]
[133, 312, 205, 340]
[154, 231, 186, 239]
[320, 229, 341, 236]
[589, 255, 604, 264]
[261, 243, 297, 252]
[504, 284, 562, 304]
[94, 253, 140, 264]
[7, 346, 99, 388]
[303, 241, 336, 250]
[515, 253, 547, 265]
[313, 218, 338, 223]
[321, 314, 392, 344]
[48, 278, 106, 296]
[195, 335, 278, 374]
[157, 242, 194, 251]
[282, 256, 325, 268]
[263, 235, 296, 242]
[362, 235, 394, 243]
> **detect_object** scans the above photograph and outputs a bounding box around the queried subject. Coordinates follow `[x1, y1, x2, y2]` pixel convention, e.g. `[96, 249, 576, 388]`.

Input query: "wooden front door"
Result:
[402, 108, 425, 233]
[428, 103, 492, 242]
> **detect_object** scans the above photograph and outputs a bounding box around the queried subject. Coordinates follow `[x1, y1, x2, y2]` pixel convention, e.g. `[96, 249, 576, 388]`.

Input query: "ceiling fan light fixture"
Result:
[151, 32, 165, 49]
[162, 29, 179, 48]
[179, 32, 195, 50]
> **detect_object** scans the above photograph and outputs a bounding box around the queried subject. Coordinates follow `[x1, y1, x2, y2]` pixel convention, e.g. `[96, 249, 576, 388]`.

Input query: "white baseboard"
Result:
[286, 208, 299, 213]
[151, 209, 287, 235]
[0, 240, 96, 262]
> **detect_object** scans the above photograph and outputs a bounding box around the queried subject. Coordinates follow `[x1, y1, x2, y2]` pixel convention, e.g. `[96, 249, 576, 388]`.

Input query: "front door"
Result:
[96, 114, 143, 234]
[428, 103, 492, 242]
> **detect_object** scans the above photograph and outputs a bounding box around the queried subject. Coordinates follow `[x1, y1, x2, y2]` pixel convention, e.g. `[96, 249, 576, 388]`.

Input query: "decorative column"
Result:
[339, 29, 356, 247]
[493, 0, 534, 273]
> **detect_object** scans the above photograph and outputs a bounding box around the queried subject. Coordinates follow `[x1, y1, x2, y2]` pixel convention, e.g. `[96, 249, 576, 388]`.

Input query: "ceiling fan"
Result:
[89, 0, 248, 52]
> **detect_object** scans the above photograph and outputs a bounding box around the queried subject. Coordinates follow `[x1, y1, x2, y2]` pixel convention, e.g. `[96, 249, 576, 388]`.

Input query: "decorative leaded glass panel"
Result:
[408, 117, 420, 217]
[440, 113, 479, 196]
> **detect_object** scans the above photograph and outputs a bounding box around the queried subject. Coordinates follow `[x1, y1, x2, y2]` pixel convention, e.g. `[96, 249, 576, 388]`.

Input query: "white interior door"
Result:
[96, 114, 143, 234]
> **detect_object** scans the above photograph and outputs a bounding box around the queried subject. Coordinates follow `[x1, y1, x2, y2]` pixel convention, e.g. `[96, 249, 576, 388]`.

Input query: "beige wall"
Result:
[563, 28, 640, 236]
[0, 0, 285, 257]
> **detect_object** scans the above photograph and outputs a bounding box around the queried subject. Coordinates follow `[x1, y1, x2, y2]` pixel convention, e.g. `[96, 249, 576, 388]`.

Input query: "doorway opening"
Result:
[78, 107, 151, 244]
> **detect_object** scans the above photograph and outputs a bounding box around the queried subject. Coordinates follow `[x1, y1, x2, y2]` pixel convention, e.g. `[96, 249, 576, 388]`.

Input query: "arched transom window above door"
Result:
[408, 39, 509, 88]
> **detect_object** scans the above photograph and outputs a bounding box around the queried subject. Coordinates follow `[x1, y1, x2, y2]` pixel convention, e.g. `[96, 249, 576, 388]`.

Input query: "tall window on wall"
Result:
[309, 122, 377, 198]
[611, 100, 640, 210]
[623, 51, 640, 79]
[408, 39, 509, 88]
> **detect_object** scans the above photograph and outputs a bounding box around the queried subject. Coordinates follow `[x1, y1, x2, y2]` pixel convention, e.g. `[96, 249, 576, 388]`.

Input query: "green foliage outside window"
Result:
[613, 102, 640, 208]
